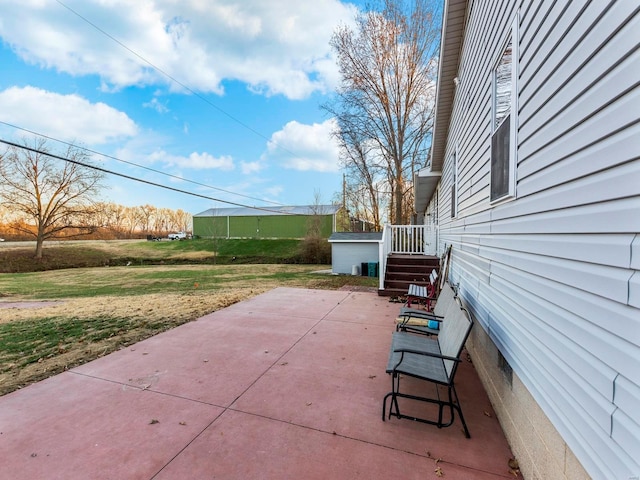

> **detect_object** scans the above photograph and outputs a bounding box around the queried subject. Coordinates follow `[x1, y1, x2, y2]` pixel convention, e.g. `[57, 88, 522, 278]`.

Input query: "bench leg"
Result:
[382, 375, 471, 438]
[382, 374, 402, 421]
[449, 383, 470, 438]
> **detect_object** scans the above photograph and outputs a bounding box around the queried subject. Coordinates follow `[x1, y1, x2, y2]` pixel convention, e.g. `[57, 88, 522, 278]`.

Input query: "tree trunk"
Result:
[35, 235, 44, 259]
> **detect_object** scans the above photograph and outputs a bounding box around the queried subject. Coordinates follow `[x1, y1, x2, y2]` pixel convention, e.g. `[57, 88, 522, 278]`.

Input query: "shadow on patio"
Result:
[0, 287, 518, 479]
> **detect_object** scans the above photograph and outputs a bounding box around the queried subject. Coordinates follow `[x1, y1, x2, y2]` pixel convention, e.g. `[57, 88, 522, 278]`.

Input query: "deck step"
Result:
[379, 254, 439, 297]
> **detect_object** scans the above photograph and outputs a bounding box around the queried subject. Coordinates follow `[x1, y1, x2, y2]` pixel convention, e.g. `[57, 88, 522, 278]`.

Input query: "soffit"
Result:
[430, 0, 467, 171]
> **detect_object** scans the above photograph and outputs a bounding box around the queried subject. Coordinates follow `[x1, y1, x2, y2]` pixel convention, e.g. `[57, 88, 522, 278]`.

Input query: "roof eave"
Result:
[429, 0, 467, 172]
[414, 167, 442, 213]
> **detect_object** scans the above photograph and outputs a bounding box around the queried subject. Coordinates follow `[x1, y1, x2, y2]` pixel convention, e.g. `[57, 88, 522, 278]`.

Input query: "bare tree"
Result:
[337, 127, 384, 230]
[103, 202, 128, 234]
[325, 0, 441, 224]
[137, 204, 156, 234]
[302, 191, 332, 264]
[0, 138, 104, 258]
[172, 209, 192, 233]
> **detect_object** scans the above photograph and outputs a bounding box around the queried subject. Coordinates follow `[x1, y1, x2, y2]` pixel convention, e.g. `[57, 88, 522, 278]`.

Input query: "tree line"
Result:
[0, 137, 191, 258]
[0, 201, 192, 240]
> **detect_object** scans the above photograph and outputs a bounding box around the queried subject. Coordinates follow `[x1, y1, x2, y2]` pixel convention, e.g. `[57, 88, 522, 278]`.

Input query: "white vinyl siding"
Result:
[432, 0, 640, 478]
[330, 241, 379, 275]
[450, 150, 458, 217]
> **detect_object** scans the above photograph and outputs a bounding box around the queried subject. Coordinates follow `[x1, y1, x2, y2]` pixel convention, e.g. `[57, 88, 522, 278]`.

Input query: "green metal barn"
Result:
[193, 205, 342, 239]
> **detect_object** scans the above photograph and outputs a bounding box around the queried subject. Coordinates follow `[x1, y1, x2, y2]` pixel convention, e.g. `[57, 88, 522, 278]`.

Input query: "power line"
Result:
[0, 120, 286, 207]
[54, 0, 299, 159]
[0, 138, 306, 216]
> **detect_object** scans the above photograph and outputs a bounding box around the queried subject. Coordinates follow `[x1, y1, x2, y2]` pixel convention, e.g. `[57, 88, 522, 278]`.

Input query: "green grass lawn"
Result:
[0, 263, 372, 299]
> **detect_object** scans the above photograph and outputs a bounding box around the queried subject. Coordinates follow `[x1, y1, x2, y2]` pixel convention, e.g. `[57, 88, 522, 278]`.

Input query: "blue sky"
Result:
[0, 0, 366, 215]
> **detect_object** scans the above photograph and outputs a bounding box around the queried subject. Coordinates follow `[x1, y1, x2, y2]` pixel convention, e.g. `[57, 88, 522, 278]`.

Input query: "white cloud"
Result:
[241, 161, 263, 175]
[143, 97, 169, 113]
[263, 119, 341, 172]
[147, 149, 235, 171]
[0, 0, 358, 99]
[264, 185, 284, 198]
[0, 86, 138, 144]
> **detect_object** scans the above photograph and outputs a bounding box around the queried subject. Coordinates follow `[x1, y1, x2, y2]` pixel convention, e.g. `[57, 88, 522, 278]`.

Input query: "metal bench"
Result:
[383, 293, 474, 437]
[405, 269, 438, 310]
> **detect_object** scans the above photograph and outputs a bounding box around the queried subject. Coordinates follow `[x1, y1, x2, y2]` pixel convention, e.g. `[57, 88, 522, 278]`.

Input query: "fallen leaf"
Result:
[435, 466, 444, 477]
[306, 402, 312, 406]
[179, 421, 187, 426]
[484, 411, 492, 417]
[508, 458, 519, 469]
[149, 419, 159, 425]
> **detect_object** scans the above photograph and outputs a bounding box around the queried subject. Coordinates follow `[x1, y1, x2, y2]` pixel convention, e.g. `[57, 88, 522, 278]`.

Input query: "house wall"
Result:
[430, 2, 640, 479]
[330, 242, 379, 275]
[193, 215, 334, 239]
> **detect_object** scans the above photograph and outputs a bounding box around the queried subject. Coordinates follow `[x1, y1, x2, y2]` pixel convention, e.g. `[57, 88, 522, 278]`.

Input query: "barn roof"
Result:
[194, 205, 341, 217]
[328, 232, 383, 242]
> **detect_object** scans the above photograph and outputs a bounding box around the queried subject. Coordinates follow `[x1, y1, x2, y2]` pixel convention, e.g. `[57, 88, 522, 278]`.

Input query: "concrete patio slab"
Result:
[154, 409, 447, 480]
[0, 287, 518, 479]
[0, 372, 223, 480]
[73, 307, 319, 406]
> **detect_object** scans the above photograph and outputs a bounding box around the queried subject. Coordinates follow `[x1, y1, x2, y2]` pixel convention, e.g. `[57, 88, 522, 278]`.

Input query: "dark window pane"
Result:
[491, 114, 510, 200]
[451, 184, 456, 217]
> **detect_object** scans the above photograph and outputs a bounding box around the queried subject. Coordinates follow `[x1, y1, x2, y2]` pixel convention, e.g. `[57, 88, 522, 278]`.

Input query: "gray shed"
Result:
[328, 232, 382, 275]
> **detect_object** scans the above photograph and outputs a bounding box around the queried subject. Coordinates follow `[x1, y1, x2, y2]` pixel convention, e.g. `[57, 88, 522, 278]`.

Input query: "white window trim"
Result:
[490, 15, 519, 204]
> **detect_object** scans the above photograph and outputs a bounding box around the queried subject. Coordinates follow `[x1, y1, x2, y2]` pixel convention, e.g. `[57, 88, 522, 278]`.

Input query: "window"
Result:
[491, 18, 518, 202]
[450, 150, 458, 217]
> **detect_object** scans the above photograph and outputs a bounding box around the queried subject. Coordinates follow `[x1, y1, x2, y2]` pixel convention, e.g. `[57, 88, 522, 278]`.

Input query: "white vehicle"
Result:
[168, 231, 188, 240]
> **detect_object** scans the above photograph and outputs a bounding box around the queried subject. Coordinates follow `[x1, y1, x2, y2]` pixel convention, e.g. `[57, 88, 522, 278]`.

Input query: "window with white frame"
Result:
[491, 18, 518, 202]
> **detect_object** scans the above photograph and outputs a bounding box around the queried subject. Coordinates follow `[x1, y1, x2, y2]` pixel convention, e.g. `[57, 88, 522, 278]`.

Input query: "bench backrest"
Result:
[433, 283, 455, 317]
[438, 299, 473, 379]
[430, 269, 440, 296]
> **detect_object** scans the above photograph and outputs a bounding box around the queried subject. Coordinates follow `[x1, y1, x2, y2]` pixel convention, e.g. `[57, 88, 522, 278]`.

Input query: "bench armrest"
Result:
[396, 313, 442, 333]
[393, 348, 462, 363]
[397, 325, 438, 336]
[399, 312, 443, 321]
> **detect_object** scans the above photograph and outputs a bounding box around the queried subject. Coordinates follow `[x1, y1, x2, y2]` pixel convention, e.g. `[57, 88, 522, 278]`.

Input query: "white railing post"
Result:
[379, 225, 391, 290]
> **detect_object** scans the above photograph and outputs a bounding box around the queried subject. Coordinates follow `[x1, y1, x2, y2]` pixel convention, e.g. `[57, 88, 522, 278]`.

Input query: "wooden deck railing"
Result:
[378, 224, 437, 290]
